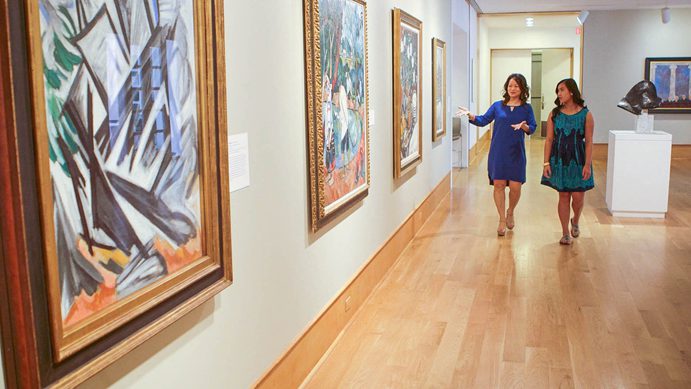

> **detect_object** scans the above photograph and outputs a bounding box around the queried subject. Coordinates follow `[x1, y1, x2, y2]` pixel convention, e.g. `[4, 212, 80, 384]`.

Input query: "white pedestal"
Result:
[605, 130, 672, 218]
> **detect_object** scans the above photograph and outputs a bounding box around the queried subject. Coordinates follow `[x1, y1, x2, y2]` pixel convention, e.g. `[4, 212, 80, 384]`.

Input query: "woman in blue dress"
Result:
[457, 73, 537, 236]
[541, 78, 594, 245]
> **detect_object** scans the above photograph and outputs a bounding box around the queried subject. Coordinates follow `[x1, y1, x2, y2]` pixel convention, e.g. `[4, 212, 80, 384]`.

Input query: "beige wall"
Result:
[490, 49, 533, 104]
[541, 49, 573, 119]
[49, 0, 455, 388]
[582, 9, 691, 144]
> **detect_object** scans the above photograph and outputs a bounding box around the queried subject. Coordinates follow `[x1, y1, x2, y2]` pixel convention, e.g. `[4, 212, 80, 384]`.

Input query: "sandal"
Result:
[571, 218, 580, 238]
[506, 211, 515, 230]
[497, 221, 507, 236]
[559, 235, 572, 245]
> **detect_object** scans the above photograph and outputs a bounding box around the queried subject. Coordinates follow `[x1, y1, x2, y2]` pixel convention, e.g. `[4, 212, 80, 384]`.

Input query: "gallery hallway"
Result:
[303, 137, 691, 388]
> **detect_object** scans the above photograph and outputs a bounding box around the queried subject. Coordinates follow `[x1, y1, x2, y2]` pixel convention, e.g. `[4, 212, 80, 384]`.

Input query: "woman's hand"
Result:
[456, 106, 475, 121]
[511, 121, 527, 132]
[543, 165, 551, 178]
[455, 106, 470, 117]
[582, 165, 591, 180]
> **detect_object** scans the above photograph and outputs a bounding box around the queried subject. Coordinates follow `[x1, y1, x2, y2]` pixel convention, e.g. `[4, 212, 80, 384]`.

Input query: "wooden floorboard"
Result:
[303, 138, 691, 388]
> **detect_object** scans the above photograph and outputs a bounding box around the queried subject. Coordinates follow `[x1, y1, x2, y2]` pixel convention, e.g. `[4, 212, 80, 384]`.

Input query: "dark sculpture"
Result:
[617, 80, 662, 114]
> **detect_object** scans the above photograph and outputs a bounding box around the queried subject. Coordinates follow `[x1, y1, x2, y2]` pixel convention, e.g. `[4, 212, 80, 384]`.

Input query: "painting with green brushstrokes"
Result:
[37, 0, 204, 330]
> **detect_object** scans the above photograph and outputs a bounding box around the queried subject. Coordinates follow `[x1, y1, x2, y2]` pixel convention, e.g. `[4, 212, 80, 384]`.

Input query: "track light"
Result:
[662, 7, 671, 24]
[577, 10, 589, 25]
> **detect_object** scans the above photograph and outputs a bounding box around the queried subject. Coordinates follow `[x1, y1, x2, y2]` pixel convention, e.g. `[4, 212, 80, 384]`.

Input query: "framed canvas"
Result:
[304, 0, 370, 232]
[432, 38, 446, 141]
[393, 8, 422, 178]
[0, 0, 231, 387]
[644, 57, 691, 113]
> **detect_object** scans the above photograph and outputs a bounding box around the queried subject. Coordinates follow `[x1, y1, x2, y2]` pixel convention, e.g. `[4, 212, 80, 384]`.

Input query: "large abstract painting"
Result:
[304, 0, 370, 232]
[0, 0, 231, 385]
[645, 57, 691, 113]
[432, 38, 446, 141]
[393, 8, 422, 178]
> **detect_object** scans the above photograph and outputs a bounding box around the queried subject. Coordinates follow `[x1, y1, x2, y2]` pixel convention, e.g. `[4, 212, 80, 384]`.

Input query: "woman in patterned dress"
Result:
[541, 78, 595, 245]
[457, 74, 537, 236]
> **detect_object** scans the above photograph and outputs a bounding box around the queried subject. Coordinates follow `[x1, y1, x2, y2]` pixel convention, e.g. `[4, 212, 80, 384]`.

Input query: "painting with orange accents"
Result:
[0, 0, 231, 383]
[304, 0, 370, 231]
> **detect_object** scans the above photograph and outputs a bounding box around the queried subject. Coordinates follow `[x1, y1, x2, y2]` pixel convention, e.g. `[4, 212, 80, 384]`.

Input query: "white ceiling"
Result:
[474, 0, 691, 14]
[480, 13, 581, 29]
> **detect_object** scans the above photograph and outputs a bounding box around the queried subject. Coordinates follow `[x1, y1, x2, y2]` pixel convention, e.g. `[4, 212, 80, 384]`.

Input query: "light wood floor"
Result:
[303, 138, 691, 388]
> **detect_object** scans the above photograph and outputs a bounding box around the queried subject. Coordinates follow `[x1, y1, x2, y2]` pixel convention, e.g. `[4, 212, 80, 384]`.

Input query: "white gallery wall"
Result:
[582, 9, 691, 144]
[477, 20, 583, 142]
[451, 0, 478, 168]
[18, 0, 460, 388]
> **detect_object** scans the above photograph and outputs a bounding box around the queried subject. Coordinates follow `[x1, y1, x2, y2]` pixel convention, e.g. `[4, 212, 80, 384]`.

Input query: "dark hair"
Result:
[551, 78, 586, 122]
[502, 73, 530, 105]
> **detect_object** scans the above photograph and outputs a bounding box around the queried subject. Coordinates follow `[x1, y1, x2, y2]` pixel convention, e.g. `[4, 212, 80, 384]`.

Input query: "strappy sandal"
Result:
[571, 218, 580, 238]
[559, 235, 572, 245]
[506, 211, 515, 230]
[497, 221, 507, 236]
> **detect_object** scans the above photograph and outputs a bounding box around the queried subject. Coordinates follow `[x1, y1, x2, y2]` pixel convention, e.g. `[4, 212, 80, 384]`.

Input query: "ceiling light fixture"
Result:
[577, 10, 589, 25]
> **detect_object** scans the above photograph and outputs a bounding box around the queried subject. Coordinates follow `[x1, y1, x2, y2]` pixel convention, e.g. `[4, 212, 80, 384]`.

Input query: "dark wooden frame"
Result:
[0, 0, 231, 387]
[644, 56, 691, 114]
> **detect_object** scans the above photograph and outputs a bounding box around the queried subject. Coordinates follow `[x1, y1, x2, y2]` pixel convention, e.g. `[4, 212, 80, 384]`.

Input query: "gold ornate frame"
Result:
[303, 0, 371, 232]
[0, 0, 231, 386]
[432, 38, 447, 141]
[393, 8, 423, 178]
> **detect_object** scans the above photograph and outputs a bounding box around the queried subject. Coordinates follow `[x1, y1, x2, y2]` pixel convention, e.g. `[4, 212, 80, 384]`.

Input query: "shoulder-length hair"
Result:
[551, 78, 586, 122]
[502, 73, 530, 105]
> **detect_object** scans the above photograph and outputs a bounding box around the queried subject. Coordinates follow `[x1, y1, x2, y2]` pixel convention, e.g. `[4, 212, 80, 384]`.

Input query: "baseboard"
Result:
[593, 143, 691, 159]
[253, 173, 451, 389]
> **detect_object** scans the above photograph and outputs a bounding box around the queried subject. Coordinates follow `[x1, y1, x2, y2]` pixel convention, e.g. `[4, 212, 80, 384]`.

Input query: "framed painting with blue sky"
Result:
[644, 57, 691, 114]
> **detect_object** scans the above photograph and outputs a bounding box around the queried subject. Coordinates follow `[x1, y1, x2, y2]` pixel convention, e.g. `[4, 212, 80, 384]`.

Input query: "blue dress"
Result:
[541, 108, 594, 192]
[470, 101, 537, 185]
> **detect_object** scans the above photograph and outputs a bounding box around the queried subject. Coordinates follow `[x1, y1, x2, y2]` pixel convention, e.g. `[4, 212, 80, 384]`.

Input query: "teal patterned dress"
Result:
[541, 108, 594, 192]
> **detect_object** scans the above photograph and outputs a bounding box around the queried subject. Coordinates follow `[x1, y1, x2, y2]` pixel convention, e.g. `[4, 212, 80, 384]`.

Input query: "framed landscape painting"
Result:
[393, 8, 423, 178]
[304, 0, 370, 232]
[0, 0, 232, 387]
[432, 37, 446, 141]
[644, 57, 691, 113]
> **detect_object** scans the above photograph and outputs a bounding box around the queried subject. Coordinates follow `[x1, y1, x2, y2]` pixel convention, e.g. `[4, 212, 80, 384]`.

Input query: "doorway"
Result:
[490, 48, 573, 137]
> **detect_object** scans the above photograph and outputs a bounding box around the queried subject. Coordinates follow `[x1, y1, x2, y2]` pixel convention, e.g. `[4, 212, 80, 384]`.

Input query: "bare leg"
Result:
[558, 192, 571, 237]
[506, 181, 522, 229]
[571, 192, 585, 225]
[493, 181, 507, 234]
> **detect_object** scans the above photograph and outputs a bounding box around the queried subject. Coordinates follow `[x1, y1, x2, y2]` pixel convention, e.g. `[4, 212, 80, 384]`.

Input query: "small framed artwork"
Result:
[392, 8, 423, 178]
[0, 0, 232, 386]
[304, 0, 371, 231]
[644, 57, 691, 113]
[432, 38, 447, 141]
